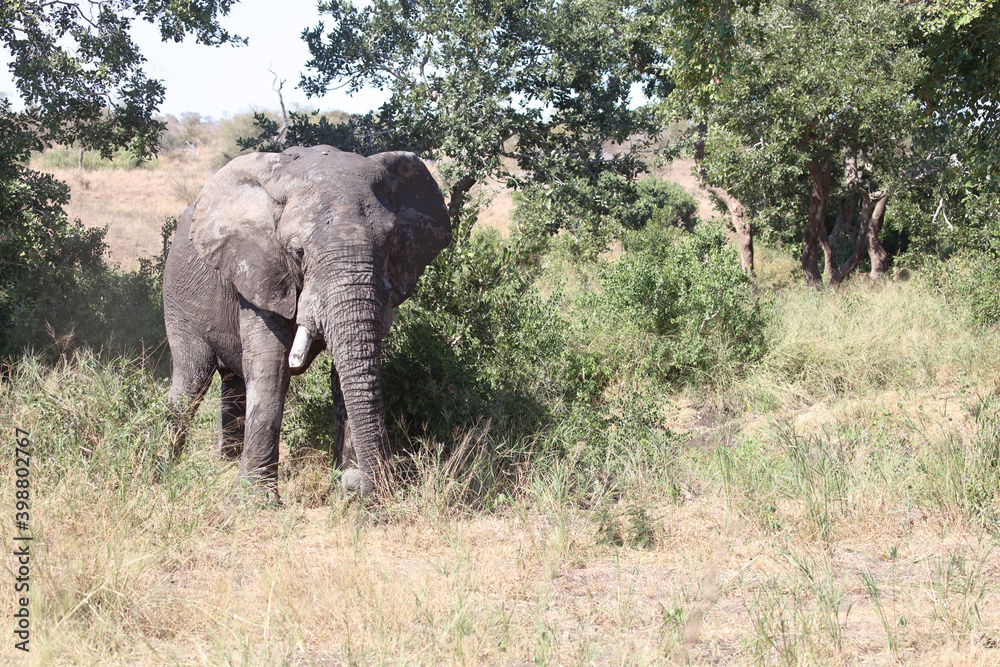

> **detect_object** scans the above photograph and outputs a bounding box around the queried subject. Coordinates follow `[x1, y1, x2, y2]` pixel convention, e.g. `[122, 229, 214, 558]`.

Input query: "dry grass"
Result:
[2, 454, 999, 665]
[3, 348, 1000, 664]
[33, 152, 216, 269]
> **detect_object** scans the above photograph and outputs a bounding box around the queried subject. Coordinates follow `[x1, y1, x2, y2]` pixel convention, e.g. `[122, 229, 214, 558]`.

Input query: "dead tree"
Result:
[695, 123, 755, 277]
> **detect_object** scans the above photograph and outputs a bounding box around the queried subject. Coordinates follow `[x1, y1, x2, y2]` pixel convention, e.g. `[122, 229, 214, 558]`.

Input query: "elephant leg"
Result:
[218, 369, 246, 461]
[238, 298, 293, 493]
[167, 338, 216, 461]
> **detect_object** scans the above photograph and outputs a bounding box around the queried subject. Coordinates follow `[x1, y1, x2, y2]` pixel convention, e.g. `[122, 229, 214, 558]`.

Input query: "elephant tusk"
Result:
[289, 326, 314, 370]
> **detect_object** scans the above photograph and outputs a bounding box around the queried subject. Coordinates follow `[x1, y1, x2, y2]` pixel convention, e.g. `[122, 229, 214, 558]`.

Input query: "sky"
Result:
[0, 0, 388, 120]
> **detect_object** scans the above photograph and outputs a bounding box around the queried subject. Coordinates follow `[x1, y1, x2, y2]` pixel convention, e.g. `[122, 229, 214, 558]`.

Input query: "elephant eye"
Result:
[286, 240, 304, 260]
[286, 241, 305, 270]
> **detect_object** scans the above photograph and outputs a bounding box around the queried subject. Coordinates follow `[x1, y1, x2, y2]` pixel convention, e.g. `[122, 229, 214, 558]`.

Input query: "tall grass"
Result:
[732, 278, 1000, 411]
[3, 314, 999, 663]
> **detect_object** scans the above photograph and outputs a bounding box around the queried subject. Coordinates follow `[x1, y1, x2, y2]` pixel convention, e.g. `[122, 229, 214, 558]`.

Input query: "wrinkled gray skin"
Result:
[163, 145, 451, 496]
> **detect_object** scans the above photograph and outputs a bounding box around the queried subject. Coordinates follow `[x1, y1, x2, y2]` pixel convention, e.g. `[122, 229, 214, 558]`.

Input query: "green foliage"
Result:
[656, 0, 930, 282]
[0, 101, 108, 353]
[1, 1, 242, 160]
[887, 146, 1000, 261]
[1, 2, 242, 355]
[249, 0, 656, 234]
[918, 251, 1000, 329]
[584, 222, 770, 383]
[511, 173, 632, 261]
[284, 354, 339, 455]
[914, 0, 1000, 190]
[633, 177, 699, 232]
[512, 173, 700, 261]
[234, 108, 353, 157]
[381, 219, 569, 442]
[2, 218, 174, 356]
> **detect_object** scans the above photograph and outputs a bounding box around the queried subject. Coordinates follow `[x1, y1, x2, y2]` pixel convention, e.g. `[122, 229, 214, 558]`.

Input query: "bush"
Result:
[223, 108, 354, 166]
[381, 218, 569, 442]
[35, 145, 151, 171]
[1, 101, 113, 355]
[628, 177, 699, 233]
[2, 218, 174, 357]
[511, 173, 701, 261]
[283, 213, 584, 457]
[917, 250, 1000, 328]
[582, 222, 770, 384]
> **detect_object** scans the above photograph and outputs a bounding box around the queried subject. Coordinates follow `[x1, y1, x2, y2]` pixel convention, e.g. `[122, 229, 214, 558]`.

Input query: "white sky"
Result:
[0, 0, 388, 120]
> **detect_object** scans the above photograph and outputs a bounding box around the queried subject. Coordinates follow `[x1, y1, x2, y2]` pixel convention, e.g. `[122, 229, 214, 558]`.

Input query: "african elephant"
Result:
[163, 145, 451, 497]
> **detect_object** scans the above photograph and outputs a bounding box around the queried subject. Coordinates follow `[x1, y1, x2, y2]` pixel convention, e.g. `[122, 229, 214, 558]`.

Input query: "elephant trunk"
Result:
[321, 270, 390, 494]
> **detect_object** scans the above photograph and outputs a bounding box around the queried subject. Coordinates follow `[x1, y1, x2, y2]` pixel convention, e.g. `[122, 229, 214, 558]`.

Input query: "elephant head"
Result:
[187, 145, 451, 492]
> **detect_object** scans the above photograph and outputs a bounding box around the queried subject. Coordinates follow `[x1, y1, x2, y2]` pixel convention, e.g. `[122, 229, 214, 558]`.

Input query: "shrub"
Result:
[2, 219, 174, 357]
[382, 219, 568, 442]
[282, 213, 584, 456]
[1, 102, 111, 355]
[582, 222, 770, 384]
[627, 177, 699, 233]
[224, 108, 354, 166]
[511, 173, 701, 261]
[917, 250, 1000, 328]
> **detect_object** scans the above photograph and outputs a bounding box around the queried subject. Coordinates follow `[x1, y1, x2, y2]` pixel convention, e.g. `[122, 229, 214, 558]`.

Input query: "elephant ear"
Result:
[370, 151, 452, 305]
[189, 153, 299, 320]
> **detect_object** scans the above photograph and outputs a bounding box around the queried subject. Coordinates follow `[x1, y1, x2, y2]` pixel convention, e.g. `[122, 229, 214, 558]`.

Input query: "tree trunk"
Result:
[802, 161, 833, 286]
[829, 189, 890, 287]
[829, 202, 870, 287]
[704, 183, 754, 276]
[448, 174, 477, 230]
[695, 122, 755, 276]
[866, 192, 890, 279]
[829, 193, 858, 260]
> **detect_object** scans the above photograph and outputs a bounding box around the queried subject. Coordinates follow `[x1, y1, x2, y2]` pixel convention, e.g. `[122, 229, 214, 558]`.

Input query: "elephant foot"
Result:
[340, 468, 376, 495]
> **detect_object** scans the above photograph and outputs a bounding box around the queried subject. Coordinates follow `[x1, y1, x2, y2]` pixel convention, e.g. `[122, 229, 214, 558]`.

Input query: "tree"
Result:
[1, 1, 243, 351]
[252, 0, 656, 228]
[1, 1, 242, 158]
[656, 0, 930, 285]
[912, 0, 1000, 190]
[642, 0, 756, 274]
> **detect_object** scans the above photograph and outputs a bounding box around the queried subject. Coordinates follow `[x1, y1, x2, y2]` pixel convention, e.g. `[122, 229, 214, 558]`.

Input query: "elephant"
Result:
[162, 145, 452, 497]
